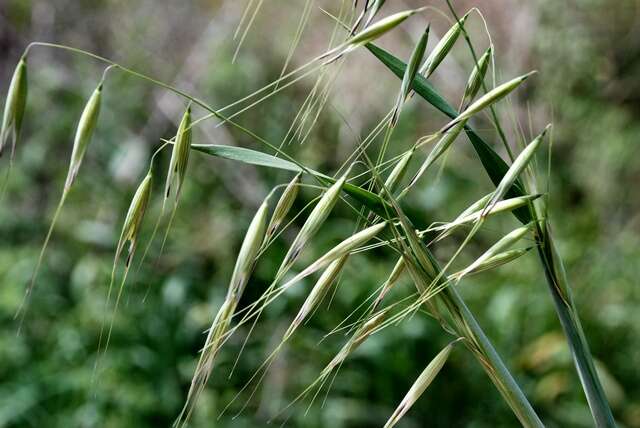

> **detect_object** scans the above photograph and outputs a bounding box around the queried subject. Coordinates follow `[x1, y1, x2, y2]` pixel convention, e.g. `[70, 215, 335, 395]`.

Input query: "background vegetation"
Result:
[1, 0, 639, 427]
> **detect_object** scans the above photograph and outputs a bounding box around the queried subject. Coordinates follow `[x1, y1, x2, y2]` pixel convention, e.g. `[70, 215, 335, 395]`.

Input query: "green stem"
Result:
[533, 220, 616, 427]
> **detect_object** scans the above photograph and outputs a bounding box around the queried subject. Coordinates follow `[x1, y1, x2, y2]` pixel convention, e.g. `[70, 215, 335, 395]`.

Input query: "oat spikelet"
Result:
[444, 71, 536, 131]
[266, 172, 301, 239]
[280, 221, 386, 292]
[419, 12, 470, 78]
[372, 256, 405, 310]
[481, 125, 550, 217]
[384, 149, 414, 195]
[384, 342, 455, 428]
[227, 197, 270, 299]
[280, 309, 389, 417]
[347, 9, 417, 48]
[283, 255, 348, 341]
[0, 55, 28, 159]
[457, 223, 535, 280]
[65, 81, 103, 191]
[277, 170, 349, 277]
[17, 75, 105, 322]
[176, 197, 270, 427]
[164, 106, 192, 203]
[392, 25, 429, 125]
[399, 120, 466, 199]
[450, 247, 533, 280]
[152, 106, 194, 271]
[462, 46, 492, 108]
[94, 167, 153, 378]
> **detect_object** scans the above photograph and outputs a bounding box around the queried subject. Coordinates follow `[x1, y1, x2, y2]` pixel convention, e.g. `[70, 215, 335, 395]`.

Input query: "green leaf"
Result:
[192, 144, 391, 217]
[366, 43, 531, 224]
[193, 144, 302, 172]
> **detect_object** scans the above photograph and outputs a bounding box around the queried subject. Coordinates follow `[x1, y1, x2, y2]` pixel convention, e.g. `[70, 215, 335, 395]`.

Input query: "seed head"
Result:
[481, 125, 550, 217]
[117, 170, 153, 261]
[458, 222, 535, 279]
[330, 309, 389, 369]
[450, 247, 533, 279]
[349, 9, 417, 47]
[433, 194, 542, 238]
[392, 26, 429, 125]
[444, 71, 536, 131]
[284, 255, 348, 340]
[165, 106, 192, 201]
[419, 12, 470, 78]
[281, 221, 386, 291]
[402, 120, 466, 198]
[278, 170, 349, 275]
[228, 196, 270, 299]
[462, 46, 492, 107]
[384, 343, 453, 427]
[65, 81, 102, 190]
[351, 309, 388, 348]
[385, 150, 414, 194]
[373, 256, 405, 309]
[267, 173, 301, 239]
[0, 55, 28, 158]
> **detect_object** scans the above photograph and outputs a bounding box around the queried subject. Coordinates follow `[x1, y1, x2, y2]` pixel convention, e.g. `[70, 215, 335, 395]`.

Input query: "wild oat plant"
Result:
[1, 2, 617, 427]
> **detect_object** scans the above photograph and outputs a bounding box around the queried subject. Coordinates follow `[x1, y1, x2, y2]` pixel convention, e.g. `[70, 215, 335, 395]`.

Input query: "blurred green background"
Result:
[1, 0, 639, 427]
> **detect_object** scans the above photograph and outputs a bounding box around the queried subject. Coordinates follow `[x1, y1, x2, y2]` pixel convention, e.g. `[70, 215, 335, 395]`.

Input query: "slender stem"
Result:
[442, 286, 544, 428]
[533, 220, 616, 427]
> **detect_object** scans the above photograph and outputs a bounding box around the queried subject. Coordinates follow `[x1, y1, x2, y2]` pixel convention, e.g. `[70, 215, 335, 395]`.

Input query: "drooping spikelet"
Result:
[0, 55, 28, 159]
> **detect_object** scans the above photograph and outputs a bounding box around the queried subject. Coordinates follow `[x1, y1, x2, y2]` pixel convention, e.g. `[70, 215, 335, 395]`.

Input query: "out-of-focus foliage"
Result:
[1, 0, 639, 427]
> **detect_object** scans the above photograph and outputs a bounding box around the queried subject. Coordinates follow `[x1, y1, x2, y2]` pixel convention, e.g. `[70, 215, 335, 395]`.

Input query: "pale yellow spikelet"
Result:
[348, 9, 417, 47]
[420, 12, 470, 78]
[277, 170, 349, 275]
[116, 169, 153, 264]
[280, 221, 386, 291]
[228, 196, 270, 299]
[267, 172, 301, 239]
[331, 309, 389, 368]
[284, 255, 348, 340]
[392, 26, 429, 125]
[457, 223, 535, 280]
[462, 46, 492, 108]
[481, 126, 550, 217]
[431, 194, 542, 241]
[444, 71, 536, 131]
[373, 256, 405, 309]
[384, 149, 414, 194]
[400, 120, 466, 199]
[384, 342, 454, 427]
[450, 247, 533, 280]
